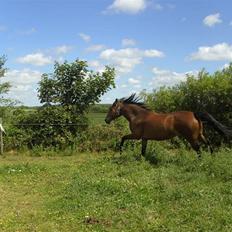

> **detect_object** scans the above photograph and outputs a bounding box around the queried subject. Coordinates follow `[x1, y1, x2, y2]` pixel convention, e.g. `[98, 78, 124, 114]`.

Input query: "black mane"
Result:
[120, 93, 150, 111]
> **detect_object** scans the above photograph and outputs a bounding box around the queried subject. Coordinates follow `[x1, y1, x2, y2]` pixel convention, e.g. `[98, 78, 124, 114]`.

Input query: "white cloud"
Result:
[122, 38, 136, 47]
[5, 69, 42, 85]
[190, 43, 232, 61]
[150, 67, 197, 89]
[89, 60, 101, 68]
[144, 49, 163, 57]
[100, 48, 164, 73]
[203, 13, 222, 27]
[79, 33, 91, 42]
[221, 63, 229, 70]
[12, 85, 31, 92]
[134, 84, 141, 89]
[108, 0, 147, 14]
[5, 69, 42, 104]
[128, 77, 140, 84]
[17, 52, 53, 66]
[88, 60, 105, 73]
[86, 44, 106, 52]
[55, 45, 73, 54]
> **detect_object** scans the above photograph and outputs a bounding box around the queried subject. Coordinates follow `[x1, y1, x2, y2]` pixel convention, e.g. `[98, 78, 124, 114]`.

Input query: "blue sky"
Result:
[1, 0, 232, 105]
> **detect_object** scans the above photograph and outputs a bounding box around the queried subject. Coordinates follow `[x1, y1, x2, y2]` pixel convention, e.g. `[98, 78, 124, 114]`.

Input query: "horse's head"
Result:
[105, 98, 123, 124]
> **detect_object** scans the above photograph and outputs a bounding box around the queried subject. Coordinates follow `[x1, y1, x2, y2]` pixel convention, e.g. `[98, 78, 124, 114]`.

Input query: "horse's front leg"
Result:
[119, 134, 141, 154]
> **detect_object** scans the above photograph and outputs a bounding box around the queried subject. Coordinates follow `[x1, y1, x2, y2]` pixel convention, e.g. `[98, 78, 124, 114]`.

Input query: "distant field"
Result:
[18, 106, 107, 125]
[87, 112, 106, 125]
[1, 149, 232, 231]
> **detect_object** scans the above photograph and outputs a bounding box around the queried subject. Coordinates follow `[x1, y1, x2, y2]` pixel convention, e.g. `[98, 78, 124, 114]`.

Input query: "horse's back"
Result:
[142, 111, 200, 140]
[142, 112, 176, 140]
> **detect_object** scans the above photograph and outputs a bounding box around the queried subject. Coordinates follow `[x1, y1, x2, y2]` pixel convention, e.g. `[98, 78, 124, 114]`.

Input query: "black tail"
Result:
[194, 112, 232, 139]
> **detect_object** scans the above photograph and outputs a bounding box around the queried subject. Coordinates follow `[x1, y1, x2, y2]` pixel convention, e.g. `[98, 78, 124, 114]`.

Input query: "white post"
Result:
[0, 118, 3, 155]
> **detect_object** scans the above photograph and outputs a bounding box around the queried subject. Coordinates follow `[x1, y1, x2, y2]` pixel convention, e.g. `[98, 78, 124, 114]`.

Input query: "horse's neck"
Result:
[121, 104, 147, 123]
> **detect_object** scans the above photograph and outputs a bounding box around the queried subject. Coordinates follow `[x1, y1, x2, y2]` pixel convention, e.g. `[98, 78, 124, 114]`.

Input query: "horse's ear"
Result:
[112, 98, 118, 106]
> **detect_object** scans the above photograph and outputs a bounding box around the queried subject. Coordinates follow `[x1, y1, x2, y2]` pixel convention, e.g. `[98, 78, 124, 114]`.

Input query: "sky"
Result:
[1, 0, 232, 105]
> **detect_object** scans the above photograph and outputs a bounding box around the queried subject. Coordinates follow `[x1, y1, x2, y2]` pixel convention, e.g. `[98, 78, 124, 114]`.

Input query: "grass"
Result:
[87, 112, 106, 125]
[0, 148, 232, 231]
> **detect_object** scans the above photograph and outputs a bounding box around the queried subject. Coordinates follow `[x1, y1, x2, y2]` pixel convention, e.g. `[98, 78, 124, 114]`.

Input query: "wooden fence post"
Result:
[0, 118, 3, 155]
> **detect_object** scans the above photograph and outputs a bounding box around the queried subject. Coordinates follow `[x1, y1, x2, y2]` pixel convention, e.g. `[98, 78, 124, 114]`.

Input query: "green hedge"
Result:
[4, 106, 88, 150]
[141, 64, 232, 145]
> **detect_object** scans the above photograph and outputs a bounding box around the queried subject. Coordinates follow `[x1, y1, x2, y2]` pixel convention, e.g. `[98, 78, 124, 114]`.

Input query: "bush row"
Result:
[141, 64, 232, 145]
[2, 64, 232, 152]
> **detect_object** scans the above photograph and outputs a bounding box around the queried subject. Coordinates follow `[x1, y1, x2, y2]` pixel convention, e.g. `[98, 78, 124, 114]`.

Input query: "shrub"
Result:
[76, 118, 129, 152]
[5, 106, 88, 150]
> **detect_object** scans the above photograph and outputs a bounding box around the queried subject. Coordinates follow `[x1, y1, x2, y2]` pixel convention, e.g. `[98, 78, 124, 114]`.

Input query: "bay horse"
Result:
[105, 94, 232, 157]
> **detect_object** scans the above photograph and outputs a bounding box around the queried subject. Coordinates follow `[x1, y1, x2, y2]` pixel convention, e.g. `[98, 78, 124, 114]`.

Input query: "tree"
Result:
[38, 59, 116, 113]
[0, 56, 11, 105]
[13, 59, 116, 149]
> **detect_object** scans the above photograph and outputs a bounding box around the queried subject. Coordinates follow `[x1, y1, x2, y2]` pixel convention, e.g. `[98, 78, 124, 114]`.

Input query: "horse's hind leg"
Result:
[199, 134, 213, 154]
[141, 139, 147, 157]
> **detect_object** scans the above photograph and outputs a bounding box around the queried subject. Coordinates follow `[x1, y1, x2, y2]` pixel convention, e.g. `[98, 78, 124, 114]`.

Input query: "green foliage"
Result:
[0, 56, 18, 129]
[0, 56, 13, 106]
[5, 106, 88, 150]
[38, 74, 56, 105]
[38, 60, 115, 113]
[88, 104, 110, 113]
[142, 64, 232, 145]
[144, 65, 232, 117]
[76, 118, 129, 152]
[4, 59, 116, 150]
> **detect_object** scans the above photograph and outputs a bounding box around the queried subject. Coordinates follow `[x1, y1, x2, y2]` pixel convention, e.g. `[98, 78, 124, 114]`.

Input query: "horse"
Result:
[105, 94, 232, 158]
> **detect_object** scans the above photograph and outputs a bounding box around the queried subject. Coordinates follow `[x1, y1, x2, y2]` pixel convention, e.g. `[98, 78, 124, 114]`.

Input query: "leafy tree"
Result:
[6, 59, 116, 149]
[0, 56, 18, 123]
[0, 56, 11, 105]
[38, 59, 116, 113]
[38, 74, 57, 106]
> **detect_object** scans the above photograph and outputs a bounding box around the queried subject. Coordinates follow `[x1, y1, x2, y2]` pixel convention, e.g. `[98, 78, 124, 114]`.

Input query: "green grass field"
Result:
[1, 148, 232, 231]
[87, 112, 106, 125]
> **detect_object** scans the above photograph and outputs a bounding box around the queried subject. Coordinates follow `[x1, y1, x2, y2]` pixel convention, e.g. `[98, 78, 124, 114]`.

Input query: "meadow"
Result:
[1, 147, 232, 231]
[87, 112, 106, 125]
[1, 78, 232, 231]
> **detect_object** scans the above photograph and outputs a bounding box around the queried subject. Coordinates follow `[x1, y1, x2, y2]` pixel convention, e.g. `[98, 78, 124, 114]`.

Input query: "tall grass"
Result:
[0, 148, 232, 231]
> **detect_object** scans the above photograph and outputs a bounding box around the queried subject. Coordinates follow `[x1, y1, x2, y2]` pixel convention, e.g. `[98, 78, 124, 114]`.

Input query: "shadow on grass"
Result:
[109, 146, 218, 168]
[144, 151, 159, 165]
[110, 149, 160, 166]
[145, 149, 203, 167]
[110, 152, 139, 165]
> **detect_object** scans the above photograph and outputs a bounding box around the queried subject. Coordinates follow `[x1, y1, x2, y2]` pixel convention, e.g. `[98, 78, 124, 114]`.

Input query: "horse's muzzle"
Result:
[105, 118, 111, 124]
